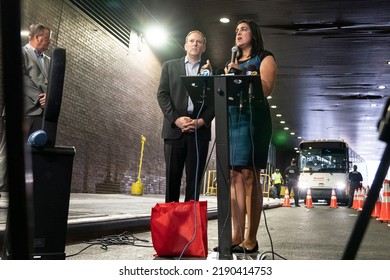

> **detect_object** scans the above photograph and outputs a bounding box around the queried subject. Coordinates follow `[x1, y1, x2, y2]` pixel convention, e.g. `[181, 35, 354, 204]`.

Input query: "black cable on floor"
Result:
[65, 231, 152, 258]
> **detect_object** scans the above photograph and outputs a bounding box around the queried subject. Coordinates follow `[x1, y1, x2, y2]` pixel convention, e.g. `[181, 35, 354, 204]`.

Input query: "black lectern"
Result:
[182, 75, 263, 260]
[30, 48, 75, 259]
[181, 75, 214, 113]
[214, 75, 264, 259]
[42, 48, 67, 147]
[2, 48, 75, 260]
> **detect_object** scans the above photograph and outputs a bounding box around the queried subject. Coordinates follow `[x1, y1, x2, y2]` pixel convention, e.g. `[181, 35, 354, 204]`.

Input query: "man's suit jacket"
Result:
[157, 57, 214, 140]
[22, 44, 50, 116]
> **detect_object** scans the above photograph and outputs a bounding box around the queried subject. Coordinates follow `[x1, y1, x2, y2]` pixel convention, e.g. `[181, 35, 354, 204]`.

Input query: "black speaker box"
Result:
[30, 146, 75, 259]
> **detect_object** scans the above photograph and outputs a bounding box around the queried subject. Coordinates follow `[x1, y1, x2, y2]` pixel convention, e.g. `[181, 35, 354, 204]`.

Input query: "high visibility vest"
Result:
[272, 173, 282, 184]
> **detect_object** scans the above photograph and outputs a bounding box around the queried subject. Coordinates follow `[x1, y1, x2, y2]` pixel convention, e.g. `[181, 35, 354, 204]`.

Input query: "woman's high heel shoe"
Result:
[213, 243, 240, 252]
[231, 241, 259, 254]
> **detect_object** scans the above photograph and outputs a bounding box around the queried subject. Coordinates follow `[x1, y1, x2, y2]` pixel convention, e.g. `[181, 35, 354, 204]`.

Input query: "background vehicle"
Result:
[298, 140, 367, 204]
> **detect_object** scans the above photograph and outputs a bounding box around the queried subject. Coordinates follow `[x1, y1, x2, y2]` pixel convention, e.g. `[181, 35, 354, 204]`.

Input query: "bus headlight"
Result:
[337, 182, 346, 190]
[299, 181, 308, 189]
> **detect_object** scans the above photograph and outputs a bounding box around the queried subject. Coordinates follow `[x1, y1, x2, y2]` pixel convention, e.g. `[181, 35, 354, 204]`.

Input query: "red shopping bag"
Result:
[150, 200, 208, 257]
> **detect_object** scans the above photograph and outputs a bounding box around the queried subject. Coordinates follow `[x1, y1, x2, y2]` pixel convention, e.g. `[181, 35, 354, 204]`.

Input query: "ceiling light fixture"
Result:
[144, 26, 168, 47]
[220, 17, 230, 23]
[20, 30, 29, 37]
[378, 85, 386, 90]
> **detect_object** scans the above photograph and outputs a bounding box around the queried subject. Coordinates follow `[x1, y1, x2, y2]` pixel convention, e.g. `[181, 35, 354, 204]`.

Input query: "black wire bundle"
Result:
[66, 231, 152, 258]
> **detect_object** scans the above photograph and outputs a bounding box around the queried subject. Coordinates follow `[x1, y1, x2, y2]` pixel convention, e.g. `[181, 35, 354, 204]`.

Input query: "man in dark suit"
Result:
[22, 23, 51, 137]
[157, 30, 214, 202]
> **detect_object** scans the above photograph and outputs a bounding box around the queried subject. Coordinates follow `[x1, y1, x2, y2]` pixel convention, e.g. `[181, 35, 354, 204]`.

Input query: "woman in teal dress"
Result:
[225, 19, 277, 254]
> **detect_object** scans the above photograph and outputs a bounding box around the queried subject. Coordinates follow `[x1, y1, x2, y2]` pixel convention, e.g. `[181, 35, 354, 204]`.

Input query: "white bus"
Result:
[298, 140, 367, 204]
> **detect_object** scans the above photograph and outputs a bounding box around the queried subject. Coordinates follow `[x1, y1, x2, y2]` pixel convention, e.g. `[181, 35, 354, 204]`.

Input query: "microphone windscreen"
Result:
[231, 46, 239, 62]
[231, 45, 239, 53]
[28, 129, 47, 147]
[246, 64, 258, 75]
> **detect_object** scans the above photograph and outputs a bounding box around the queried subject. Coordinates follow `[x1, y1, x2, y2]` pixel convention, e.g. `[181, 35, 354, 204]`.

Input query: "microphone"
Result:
[228, 46, 241, 74]
[246, 65, 258, 101]
[231, 45, 239, 63]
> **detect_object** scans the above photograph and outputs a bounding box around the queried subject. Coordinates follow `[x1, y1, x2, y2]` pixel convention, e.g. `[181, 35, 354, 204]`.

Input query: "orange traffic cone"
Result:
[282, 188, 292, 207]
[371, 197, 381, 218]
[357, 188, 364, 212]
[329, 188, 338, 208]
[353, 188, 360, 210]
[352, 189, 358, 210]
[305, 188, 314, 208]
[377, 179, 390, 223]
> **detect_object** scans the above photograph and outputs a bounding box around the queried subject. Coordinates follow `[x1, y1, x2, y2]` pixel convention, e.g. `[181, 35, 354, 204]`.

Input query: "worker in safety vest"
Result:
[271, 169, 283, 199]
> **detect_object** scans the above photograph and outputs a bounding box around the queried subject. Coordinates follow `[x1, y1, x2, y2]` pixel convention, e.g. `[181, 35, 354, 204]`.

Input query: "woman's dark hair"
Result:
[236, 19, 265, 60]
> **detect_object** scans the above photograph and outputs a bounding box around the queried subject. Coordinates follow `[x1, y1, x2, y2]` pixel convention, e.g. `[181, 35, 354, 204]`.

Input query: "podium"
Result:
[42, 48, 66, 147]
[181, 75, 214, 115]
[2, 47, 75, 259]
[182, 75, 265, 259]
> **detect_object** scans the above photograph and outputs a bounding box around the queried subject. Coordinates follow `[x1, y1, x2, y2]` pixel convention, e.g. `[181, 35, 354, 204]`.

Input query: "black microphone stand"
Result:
[342, 97, 390, 259]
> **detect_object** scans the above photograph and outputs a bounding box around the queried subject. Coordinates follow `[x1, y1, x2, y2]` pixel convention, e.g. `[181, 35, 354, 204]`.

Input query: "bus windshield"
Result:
[299, 148, 348, 173]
